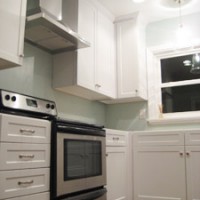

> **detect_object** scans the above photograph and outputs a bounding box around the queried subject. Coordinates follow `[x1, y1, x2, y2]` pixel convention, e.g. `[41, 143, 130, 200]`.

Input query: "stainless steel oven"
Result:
[51, 119, 107, 200]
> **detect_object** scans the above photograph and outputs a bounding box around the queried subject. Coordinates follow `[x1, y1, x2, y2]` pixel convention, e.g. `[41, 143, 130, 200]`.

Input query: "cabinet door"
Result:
[77, 0, 96, 91]
[116, 18, 146, 101]
[96, 11, 116, 98]
[106, 147, 127, 200]
[134, 146, 186, 200]
[116, 19, 139, 99]
[0, 0, 26, 69]
[186, 146, 200, 200]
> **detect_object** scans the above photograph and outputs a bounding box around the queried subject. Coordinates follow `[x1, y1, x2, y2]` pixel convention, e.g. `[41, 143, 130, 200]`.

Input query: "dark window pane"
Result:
[161, 54, 200, 83]
[162, 84, 200, 113]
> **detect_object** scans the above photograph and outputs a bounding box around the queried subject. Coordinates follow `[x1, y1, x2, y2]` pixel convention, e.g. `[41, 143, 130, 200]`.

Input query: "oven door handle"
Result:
[56, 125, 105, 137]
[65, 188, 107, 200]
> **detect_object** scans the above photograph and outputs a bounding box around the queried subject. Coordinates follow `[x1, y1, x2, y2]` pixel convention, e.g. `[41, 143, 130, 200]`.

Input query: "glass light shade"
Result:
[132, 0, 145, 3]
[190, 54, 200, 74]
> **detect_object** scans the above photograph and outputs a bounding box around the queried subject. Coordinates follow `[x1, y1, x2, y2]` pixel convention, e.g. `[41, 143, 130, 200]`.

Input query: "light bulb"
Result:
[132, 0, 145, 3]
[195, 54, 200, 63]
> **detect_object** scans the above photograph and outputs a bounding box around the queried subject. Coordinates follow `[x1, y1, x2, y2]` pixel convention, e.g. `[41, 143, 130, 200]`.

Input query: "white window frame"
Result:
[147, 43, 200, 125]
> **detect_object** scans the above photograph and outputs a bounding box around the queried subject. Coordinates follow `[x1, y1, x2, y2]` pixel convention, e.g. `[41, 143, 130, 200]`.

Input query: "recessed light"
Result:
[132, 0, 145, 3]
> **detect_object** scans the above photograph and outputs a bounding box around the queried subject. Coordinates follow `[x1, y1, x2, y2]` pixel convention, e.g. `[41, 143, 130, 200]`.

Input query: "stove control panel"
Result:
[0, 90, 57, 116]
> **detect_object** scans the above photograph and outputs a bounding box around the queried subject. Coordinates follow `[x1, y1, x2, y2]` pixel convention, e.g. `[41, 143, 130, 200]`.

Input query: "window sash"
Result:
[147, 44, 200, 122]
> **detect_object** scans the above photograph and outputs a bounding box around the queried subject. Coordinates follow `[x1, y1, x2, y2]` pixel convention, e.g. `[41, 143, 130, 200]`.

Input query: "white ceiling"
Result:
[97, 0, 200, 22]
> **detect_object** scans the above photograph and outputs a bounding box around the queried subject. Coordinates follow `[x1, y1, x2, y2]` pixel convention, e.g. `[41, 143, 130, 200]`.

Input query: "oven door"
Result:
[56, 131, 106, 197]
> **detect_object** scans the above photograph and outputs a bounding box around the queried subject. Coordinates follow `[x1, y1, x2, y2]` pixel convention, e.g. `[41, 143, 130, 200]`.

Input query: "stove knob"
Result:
[11, 96, 16, 102]
[51, 104, 55, 110]
[5, 94, 10, 100]
[46, 103, 50, 109]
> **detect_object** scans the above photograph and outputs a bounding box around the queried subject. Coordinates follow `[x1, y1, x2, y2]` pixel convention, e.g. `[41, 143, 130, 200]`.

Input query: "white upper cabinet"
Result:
[53, 0, 116, 100]
[96, 11, 116, 98]
[0, 0, 27, 69]
[112, 14, 147, 103]
[76, 0, 97, 92]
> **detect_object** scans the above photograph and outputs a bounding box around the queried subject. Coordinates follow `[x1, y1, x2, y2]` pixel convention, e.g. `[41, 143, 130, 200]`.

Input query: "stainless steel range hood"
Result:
[25, 0, 90, 54]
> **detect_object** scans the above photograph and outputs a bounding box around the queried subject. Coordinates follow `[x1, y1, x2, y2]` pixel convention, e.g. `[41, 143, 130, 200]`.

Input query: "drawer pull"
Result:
[113, 137, 119, 141]
[19, 154, 35, 159]
[20, 129, 35, 135]
[18, 180, 34, 186]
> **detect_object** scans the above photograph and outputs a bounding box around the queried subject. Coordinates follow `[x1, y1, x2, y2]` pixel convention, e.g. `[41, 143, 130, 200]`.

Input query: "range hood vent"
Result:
[25, 0, 90, 54]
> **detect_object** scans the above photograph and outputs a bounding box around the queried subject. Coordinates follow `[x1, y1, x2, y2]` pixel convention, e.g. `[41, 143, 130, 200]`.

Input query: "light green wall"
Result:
[146, 12, 200, 47]
[105, 102, 148, 131]
[0, 43, 106, 125]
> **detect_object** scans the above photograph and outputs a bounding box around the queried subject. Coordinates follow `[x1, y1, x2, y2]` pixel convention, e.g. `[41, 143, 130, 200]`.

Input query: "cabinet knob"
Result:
[186, 152, 190, 156]
[179, 152, 183, 156]
[113, 137, 119, 141]
[19, 54, 24, 57]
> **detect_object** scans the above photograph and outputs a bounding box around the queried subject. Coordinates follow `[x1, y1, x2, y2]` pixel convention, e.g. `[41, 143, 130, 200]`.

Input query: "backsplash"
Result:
[0, 43, 106, 126]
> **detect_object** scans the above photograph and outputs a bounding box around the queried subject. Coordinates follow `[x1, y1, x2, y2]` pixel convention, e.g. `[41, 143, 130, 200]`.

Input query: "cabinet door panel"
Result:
[0, 168, 49, 199]
[106, 147, 127, 200]
[77, 0, 96, 90]
[96, 11, 116, 98]
[186, 146, 200, 200]
[0, 113, 51, 143]
[134, 146, 186, 200]
[116, 19, 139, 98]
[185, 131, 200, 145]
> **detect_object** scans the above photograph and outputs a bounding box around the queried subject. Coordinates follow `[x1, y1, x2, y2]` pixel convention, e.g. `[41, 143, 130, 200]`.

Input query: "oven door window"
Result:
[64, 139, 102, 180]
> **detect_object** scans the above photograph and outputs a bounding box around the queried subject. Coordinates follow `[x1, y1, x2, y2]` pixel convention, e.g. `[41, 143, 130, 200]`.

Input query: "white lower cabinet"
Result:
[133, 130, 200, 200]
[0, 114, 51, 200]
[134, 145, 186, 200]
[5, 192, 49, 200]
[186, 146, 200, 200]
[106, 129, 130, 200]
[0, 168, 49, 199]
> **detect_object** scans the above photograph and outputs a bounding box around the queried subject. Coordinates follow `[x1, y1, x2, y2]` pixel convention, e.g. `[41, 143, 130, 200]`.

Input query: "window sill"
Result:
[148, 116, 200, 125]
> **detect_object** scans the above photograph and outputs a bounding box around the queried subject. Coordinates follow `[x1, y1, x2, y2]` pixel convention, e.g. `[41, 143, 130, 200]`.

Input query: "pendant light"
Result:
[190, 53, 200, 74]
[132, 0, 145, 3]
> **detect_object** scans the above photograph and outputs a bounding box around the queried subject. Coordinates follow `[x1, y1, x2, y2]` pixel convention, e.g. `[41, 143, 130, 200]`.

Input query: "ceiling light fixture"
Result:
[132, 0, 145, 3]
[175, 0, 191, 45]
[183, 53, 200, 74]
[190, 53, 200, 74]
[177, 0, 183, 29]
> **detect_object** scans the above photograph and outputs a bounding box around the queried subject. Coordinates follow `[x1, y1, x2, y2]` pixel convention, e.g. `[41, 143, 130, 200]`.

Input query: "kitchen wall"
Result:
[105, 11, 200, 131]
[0, 43, 106, 125]
[1, 12, 200, 131]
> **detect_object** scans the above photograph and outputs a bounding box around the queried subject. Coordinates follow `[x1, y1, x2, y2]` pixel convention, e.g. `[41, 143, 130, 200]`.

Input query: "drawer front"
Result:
[0, 114, 51, 143]
[5, 192, 50, 200]
[106, 133, 127, 146]
[133, 131, 184, 146]
[185, 130, 200, 145]
[0, 143, 50, 170]
[0, 168, 49, 199]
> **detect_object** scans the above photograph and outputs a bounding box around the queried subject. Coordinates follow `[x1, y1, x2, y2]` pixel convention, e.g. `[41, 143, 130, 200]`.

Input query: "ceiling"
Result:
[97, 0, 200, 23]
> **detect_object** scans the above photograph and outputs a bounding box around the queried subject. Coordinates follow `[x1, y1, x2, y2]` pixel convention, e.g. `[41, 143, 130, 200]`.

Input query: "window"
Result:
[147, 45, 200, 123]
[161, 54, 200, 113]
